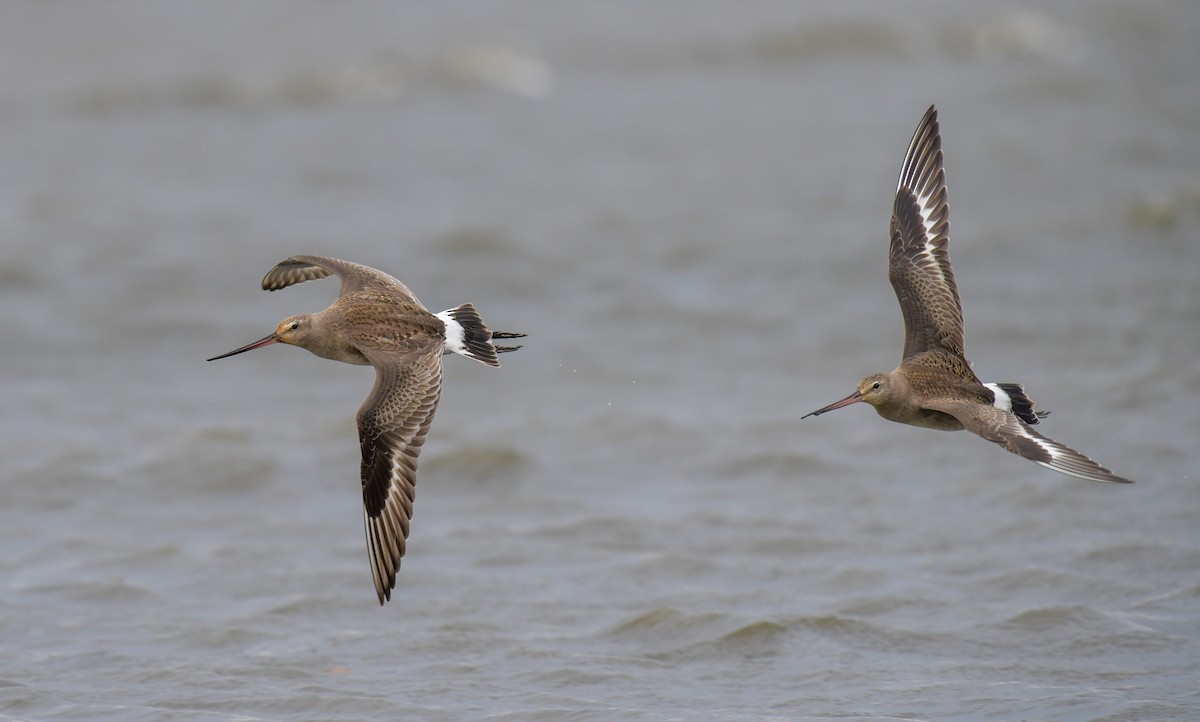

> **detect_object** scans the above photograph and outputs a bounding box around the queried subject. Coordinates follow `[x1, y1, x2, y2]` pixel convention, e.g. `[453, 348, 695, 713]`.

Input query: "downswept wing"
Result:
[889, 105, 964, 360]
[925, 399, 1133, 484]
[357, 348, 445, 604]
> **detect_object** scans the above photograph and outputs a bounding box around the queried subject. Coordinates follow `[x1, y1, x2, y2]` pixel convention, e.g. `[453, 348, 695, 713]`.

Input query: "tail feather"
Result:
[436, 304, 524, 367]
[492, 330, 525, 355]
[987, 382, 1049, 426]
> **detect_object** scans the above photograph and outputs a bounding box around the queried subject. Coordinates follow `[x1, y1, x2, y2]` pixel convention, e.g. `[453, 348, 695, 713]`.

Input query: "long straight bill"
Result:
[801, 390, 863, 419]
[206, 333, 280, 362]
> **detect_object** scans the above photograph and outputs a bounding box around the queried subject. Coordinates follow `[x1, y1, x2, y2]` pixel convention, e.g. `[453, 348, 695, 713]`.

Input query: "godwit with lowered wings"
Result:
[209, 255, 524, 603]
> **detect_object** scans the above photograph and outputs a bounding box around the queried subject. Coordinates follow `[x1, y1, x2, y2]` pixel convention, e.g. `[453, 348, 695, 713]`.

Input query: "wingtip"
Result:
[374, 570, 395, 605]
[913, 105, 939, 146]
[896, 104, 946, 202]
[1033, 458, 1135, 485]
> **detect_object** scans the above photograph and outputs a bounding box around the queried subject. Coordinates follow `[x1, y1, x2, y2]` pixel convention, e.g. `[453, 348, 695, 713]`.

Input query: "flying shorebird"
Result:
[803, 106, 1133, 484]
[208, 255, 525, 604]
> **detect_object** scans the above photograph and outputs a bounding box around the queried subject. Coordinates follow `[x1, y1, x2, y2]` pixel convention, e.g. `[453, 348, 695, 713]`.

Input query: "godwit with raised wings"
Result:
[803, 107, 1132, 485]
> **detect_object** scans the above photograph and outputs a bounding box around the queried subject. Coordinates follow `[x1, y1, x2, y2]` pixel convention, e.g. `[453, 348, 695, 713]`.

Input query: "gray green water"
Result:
[2, 2, 1198, 720]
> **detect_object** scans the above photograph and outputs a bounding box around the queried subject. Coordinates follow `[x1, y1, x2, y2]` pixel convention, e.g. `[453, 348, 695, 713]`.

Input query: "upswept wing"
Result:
[262, 255, 422, 303]
[889, 105, 964, 359]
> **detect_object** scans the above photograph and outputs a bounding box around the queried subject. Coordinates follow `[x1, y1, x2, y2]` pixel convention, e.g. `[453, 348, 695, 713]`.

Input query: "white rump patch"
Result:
[984, 383, 1012, 412]
[435, 309, 467, 356]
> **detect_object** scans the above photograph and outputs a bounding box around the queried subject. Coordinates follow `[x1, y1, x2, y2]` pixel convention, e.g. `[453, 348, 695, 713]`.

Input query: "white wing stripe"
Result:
[916, 189, 941, 252]
[1014, 420, 1128, 484]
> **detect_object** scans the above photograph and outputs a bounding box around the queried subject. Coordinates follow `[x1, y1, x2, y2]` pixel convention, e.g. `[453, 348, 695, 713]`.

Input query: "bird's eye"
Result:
[871, 382, 881, 390]
[290, 322, 299, 330]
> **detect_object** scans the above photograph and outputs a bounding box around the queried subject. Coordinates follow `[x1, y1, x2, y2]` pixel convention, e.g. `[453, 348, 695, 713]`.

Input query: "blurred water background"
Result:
[2, 2, 1198, 720]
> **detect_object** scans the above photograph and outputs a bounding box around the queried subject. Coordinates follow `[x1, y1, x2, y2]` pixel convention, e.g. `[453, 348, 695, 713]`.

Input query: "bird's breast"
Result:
[874, 403, 963, 431]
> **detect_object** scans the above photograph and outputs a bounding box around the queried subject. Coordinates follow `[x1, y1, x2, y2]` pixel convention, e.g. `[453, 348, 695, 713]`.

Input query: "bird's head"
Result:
[206, 314, 316, 362]
[802, 372, 892, 418]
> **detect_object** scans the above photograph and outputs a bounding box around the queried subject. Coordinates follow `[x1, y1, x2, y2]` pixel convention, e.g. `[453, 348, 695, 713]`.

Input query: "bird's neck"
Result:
[873, 371, 917, 421]
[300, 313, 371, 366]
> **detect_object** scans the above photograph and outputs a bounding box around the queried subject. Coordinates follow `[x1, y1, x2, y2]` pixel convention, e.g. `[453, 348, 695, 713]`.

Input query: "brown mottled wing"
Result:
[357, 348, 444, 604]
[925, 399, 1133, 484]
[902, 348, 980, 385]
[261, 255, 423, 304]
[889, 105, 963, 360]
